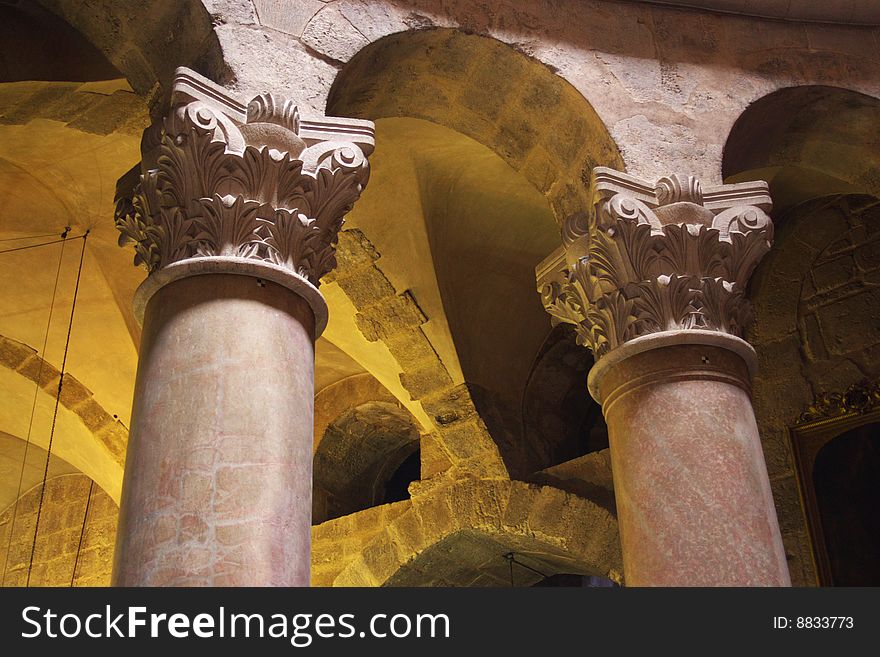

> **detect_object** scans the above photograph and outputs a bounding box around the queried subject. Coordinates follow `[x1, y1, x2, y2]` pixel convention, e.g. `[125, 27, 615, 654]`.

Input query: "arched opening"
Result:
[723, 86, 880, 214]
[332, 480, 622, 587]
[326, 29, 622, 478]
[328, 28, 624, 223]
[0, 432, 118, 586]
[26, 0, 227, 105]
[384, 529, 602, 587]
[0, 1, 120, 83]
[313, 401, 421, 524]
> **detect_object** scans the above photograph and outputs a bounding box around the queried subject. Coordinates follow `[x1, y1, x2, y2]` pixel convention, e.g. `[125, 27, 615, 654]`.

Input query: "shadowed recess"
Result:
[723, 86, 880, 213]
[313, 401, 420, 524]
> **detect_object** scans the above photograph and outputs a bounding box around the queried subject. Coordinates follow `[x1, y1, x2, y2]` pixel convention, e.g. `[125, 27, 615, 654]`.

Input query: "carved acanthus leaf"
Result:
[537, 168, 774, 360]
[114, 67, 374, 289]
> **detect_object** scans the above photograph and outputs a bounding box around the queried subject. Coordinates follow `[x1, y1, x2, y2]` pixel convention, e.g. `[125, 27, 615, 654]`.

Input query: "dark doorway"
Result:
[813, 423, 880, 585]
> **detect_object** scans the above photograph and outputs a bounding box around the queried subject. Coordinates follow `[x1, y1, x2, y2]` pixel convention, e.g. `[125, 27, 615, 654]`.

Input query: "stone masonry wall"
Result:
[0, 473, 118, 587]
[750, 194, 880, 586]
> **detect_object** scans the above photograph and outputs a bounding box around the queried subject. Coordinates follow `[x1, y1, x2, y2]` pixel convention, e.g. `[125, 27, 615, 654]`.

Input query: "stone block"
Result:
[253, 0, 323, 37]
[384, 328, 438, 371]
[436, 422, 486, 461]
[811, 254, 856, 291]
[816, 287, 880, 356]
[399, 360, 452, 400]
[800, 313, 828, 362]
[96, 421, 129, 464]
[71, 397, 114, 433]
[38, 90, 100, 124]
[58, 374, 92, 408]
[332, 229, 380, 277]
[335, 265, 395, 307]
[355, 291, 426, 341]
[494, 115, 539, 168]
[418, 433, 453, 479]
[0, 84, 74, 124]
[301, 3, 369, 63]
[387, 510, 426, 556]
[854, 238, 880, 271]
[0, 335, 35, 370]
[459, 51, 521, 121]
[67, 90, 146, 136]
[805, 357, 865, 396]
[420, 384, 478, 427]
[15, 354, 60, 389]
[411, 493, 454, 540]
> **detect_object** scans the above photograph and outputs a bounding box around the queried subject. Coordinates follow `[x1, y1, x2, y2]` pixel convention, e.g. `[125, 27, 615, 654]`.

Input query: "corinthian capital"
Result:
[537, 167, 773, 359]
[114, 68, 374, 333]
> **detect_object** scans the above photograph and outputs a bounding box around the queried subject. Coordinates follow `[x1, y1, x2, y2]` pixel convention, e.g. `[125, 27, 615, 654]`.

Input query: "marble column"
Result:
[111, 68, 374, 586]
[537, 168, 790, 586]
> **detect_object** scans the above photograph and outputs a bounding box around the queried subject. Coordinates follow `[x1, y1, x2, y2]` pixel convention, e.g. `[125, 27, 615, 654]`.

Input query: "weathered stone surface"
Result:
[0, 474, 118, 587]
[355, 292, 427, 342]
[333, 480, 622, 587]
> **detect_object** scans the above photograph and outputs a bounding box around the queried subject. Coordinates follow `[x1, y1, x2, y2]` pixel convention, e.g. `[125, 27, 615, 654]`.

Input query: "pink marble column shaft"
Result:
[112, 273, 314, 586]
[591, 334, 790, 586]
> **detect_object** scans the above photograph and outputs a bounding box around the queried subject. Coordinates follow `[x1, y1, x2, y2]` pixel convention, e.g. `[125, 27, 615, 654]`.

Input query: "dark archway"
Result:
[813, 422, 880, 586]
[313, 401, 421, 524]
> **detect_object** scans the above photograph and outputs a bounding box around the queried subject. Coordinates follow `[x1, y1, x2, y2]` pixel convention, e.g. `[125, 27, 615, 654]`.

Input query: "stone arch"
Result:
[723, 86, 880, 212]
[0, 334, 126, 501]
[327, 28, 624, 223]
[326, 31, 622, 478]
[31, 1, 227, 113]
[313, 396, 422, 524]
[332, 479, 621, 586]
[313, 373, 405, 454]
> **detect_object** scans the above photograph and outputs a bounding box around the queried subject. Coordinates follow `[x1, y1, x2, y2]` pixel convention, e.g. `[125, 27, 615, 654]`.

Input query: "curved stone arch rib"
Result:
[328, 229, 509, 481]
[0, 80, 148, 137]
[326, 28, 625, 224]
[0, 472, 119, 587]
[0, 334, 127, 471]
[332, 479, 622, 586]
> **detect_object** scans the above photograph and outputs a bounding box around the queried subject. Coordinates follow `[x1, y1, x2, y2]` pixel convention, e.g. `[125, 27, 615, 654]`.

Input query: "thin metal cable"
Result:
[0, 235, 84, 256]
[69, 479, 94, 587]
[26, 231, 89, 586]
[1, 227, 71, 585]
[0, 233, 61, 243]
